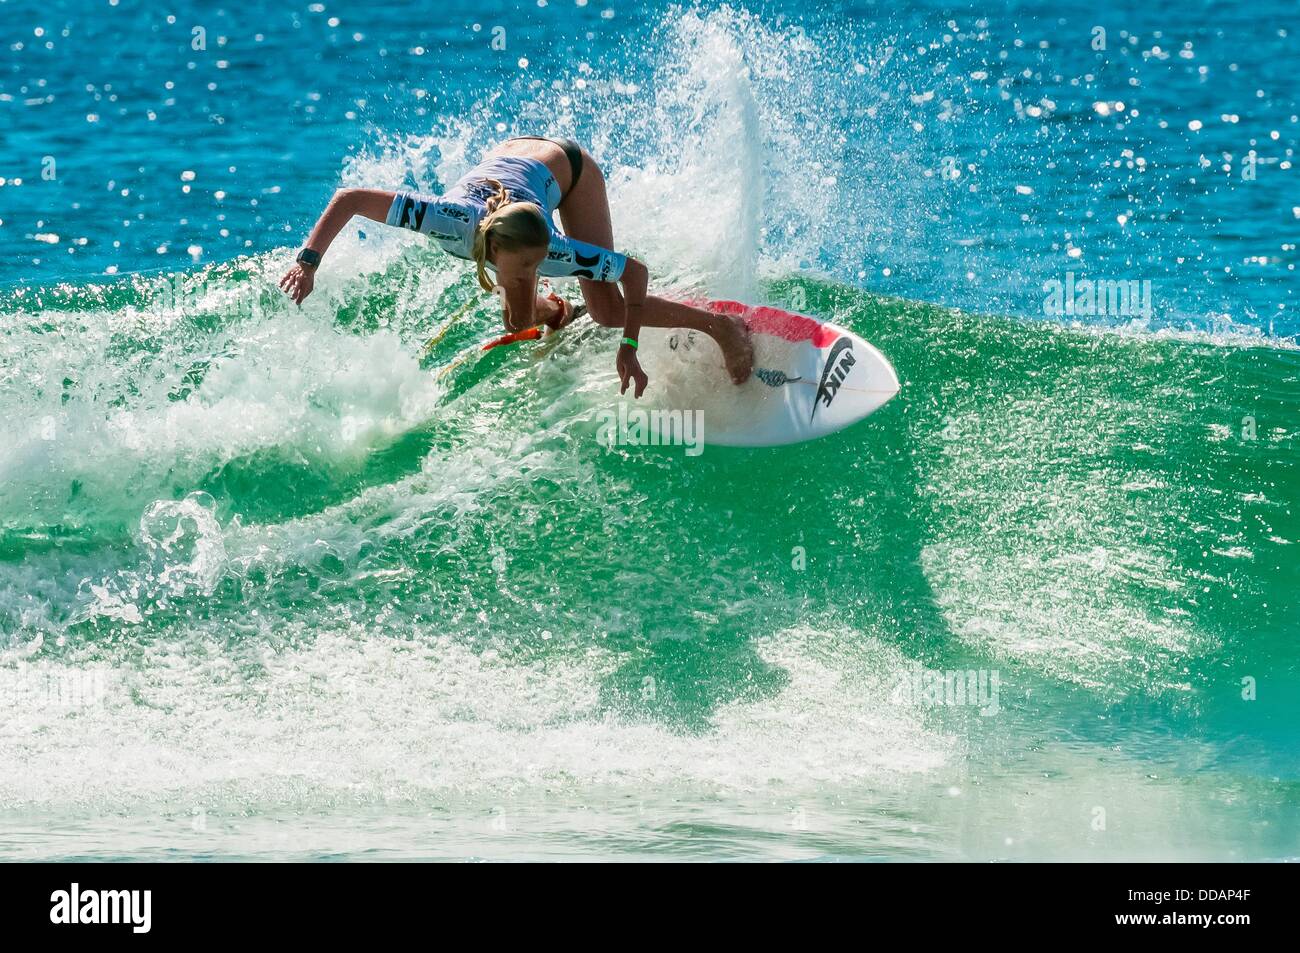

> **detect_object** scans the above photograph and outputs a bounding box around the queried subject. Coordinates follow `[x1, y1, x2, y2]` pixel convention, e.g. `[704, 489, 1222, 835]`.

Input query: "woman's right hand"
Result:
[616, 343, 648, 398]
[279, 263, 315, 304]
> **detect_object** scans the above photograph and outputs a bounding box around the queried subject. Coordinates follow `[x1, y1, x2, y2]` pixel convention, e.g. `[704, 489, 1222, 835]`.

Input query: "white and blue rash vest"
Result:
[384, 155, 628, 283]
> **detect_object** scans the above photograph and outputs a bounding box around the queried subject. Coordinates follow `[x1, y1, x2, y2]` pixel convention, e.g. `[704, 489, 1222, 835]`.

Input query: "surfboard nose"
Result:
[859, 339, 901, 407]
[880, 352, 901, 399]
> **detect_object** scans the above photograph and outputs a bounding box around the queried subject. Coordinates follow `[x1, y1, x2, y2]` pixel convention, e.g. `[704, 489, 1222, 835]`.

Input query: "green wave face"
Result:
[1, 259, 1297, 860]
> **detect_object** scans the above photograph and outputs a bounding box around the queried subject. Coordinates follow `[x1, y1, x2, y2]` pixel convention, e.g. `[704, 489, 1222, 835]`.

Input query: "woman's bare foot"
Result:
[710, 313, 754, 384]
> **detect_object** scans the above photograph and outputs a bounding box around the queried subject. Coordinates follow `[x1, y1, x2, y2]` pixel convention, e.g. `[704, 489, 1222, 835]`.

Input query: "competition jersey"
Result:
[384, 155, 627, 283]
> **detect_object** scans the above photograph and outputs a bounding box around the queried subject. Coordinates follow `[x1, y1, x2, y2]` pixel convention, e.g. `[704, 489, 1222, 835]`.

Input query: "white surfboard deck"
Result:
[635, 300, 900, 447]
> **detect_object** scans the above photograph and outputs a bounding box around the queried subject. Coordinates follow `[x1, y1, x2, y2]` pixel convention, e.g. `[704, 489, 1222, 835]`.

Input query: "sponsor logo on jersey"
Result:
[810, 336, 856, 422]
[398, 196, 429, 231]
[439, 204, 471, 224]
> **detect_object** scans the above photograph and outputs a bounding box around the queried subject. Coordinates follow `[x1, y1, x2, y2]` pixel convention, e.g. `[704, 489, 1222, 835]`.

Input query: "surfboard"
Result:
[466, 297, 900, 448]
[635, 299, 900, 447]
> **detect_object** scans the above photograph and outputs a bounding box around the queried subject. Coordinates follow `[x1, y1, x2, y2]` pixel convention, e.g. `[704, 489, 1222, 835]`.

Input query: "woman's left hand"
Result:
[616, 343, 648, 398]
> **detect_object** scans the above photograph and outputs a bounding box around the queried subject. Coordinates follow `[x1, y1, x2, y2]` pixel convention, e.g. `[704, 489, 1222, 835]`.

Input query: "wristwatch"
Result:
[296, 248, 322, 268]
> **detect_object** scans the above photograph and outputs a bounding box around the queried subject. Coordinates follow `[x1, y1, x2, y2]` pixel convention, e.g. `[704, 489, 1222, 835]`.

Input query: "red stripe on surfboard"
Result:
[692, 299, 839, 348]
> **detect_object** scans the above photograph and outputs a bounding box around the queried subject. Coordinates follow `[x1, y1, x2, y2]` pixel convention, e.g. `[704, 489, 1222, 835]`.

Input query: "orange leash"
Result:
[481, 326, 544, 351]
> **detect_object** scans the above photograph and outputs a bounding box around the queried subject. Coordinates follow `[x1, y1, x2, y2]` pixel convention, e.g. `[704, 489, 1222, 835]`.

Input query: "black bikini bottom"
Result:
[509, 135, 584, 194]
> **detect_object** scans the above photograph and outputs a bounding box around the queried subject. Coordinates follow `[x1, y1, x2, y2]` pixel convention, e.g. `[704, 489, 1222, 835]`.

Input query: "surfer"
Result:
[280, 136, 754, 395]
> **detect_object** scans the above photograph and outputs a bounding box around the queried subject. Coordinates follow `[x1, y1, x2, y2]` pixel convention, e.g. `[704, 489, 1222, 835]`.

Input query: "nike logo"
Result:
[810, 337, 856, 422]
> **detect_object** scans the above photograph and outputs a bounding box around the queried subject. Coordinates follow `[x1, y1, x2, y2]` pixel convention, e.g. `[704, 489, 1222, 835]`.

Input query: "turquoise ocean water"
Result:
[0, 0, 1297, 860]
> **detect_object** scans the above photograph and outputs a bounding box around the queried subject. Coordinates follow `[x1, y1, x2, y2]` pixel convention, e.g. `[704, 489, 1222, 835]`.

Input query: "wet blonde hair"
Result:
[470, 179, 550, 292]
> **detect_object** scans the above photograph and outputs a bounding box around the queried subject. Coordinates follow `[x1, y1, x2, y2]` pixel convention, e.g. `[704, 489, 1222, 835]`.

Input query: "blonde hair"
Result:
[470, 179, 550, 292]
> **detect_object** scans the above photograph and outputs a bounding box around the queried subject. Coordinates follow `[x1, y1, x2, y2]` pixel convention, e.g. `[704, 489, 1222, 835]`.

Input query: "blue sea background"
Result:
[3, 0, 1296, 332]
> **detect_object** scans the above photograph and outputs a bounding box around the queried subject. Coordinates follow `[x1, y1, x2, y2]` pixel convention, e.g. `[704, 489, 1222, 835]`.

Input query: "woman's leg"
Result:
[557, 150, 753, 383]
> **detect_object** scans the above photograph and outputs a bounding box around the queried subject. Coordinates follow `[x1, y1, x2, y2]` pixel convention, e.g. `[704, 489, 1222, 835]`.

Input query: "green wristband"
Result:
[621, 337, 639, 349]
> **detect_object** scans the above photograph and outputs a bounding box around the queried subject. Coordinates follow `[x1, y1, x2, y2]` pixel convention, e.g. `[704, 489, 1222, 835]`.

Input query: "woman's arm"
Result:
[280, 188, 396, 304]
[498, 275, 538, 333]
[616, 258, 650, 398]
